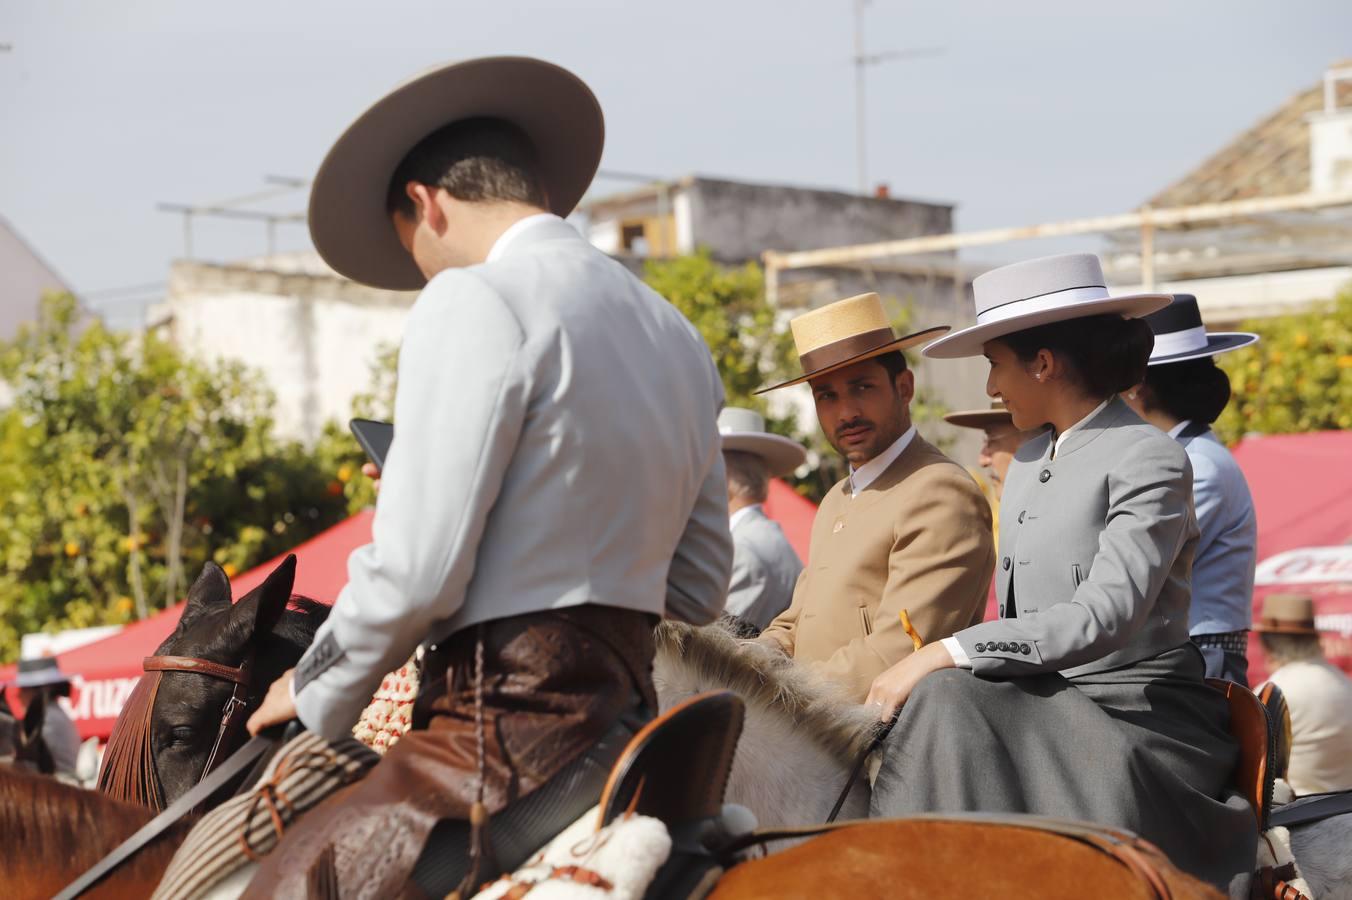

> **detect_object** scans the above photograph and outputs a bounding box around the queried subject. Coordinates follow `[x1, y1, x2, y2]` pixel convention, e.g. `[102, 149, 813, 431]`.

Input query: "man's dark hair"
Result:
[1142, 357, 1232, 425]
[874, 350, 909, 386]
[385, 117, 547, 219]
[999, 314, 1154, 399]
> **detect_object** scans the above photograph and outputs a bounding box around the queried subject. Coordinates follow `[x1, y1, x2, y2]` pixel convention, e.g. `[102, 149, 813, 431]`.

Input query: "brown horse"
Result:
[0, 766, 191, 899]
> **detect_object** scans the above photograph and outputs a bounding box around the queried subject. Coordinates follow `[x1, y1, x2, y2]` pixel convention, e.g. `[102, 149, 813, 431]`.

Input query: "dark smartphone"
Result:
[349, 418, 394, 471]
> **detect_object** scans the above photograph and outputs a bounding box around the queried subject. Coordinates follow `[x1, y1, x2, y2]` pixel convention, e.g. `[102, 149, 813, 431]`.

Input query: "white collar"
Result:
[1166, 419, 1193, 439]
[729, 503, 762, 531]
[486, 213, 562, 263]
[848, 425, 916, 497]
[1052, 398, 1110, 459]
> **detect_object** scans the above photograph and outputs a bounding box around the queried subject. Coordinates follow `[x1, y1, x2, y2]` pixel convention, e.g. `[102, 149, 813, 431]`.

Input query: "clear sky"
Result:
[2, 0, 1349, 324]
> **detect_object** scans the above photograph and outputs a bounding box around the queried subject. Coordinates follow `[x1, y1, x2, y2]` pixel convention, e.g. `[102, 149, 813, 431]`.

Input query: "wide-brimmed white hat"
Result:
[309, 56, 604, 291]
[923, 253, 1171, 359]
[718, 407, 807, 477]
[1144, 295, 1258, 366]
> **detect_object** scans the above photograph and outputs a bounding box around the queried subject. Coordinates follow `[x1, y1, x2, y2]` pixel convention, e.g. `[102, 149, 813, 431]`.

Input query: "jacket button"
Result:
[975, 642, 986, 652]
[995, 642, 1007, 651]
[1017, 510, 1026, 524]
[1002, 557, 1011, 571]
[1039, 469, 1051, 483]
[997, 606, 1005, 617]
[1019, 644, 1031, 655]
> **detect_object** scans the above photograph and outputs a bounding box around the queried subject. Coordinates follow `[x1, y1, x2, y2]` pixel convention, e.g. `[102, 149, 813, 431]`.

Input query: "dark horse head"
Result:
[1, 686, 55, 774]
[99, 555, 327, 808]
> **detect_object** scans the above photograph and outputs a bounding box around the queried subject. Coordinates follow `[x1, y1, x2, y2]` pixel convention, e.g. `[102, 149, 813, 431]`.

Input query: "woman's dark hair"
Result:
[998, 314, 1154, 398]
[386, 117, 546, 218]
[1141, 357, 1232, 424]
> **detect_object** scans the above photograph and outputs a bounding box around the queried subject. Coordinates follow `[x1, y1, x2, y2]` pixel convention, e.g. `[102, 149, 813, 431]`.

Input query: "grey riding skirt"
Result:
[869, 643, 1257, 890]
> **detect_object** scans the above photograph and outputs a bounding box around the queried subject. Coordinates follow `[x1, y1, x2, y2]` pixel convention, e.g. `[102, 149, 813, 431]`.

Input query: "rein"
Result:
[98, 653, 255, 811]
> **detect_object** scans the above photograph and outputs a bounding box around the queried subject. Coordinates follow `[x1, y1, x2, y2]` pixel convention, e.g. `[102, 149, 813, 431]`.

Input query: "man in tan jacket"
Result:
[758, 294, 995, 702]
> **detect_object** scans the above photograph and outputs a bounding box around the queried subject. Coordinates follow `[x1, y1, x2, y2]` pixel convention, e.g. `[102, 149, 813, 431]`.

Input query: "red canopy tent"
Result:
[1232, 430, 1352, 682]
[2, 482, 820, 740]
[0, 511, 377, 740]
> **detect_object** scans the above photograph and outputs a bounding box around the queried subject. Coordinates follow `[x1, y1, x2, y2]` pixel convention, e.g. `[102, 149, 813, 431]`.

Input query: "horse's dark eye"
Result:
[170, 727, 195, 745]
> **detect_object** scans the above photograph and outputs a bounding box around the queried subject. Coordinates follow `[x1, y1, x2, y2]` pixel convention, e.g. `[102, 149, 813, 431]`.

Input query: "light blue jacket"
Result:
[1177, 427, 1257, 635]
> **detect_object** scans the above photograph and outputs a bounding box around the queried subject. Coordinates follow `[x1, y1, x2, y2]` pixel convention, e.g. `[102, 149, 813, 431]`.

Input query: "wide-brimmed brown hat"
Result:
[1253, 593, 1325, 635]
[944, 401, 1013, 430]
[309, 56, 605, 291]
[756, 293, 948, 393]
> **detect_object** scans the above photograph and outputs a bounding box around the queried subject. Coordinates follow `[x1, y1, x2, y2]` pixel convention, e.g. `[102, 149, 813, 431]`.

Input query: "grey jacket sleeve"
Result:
[954, 440, 1194, 677]
[293, 271, 529, 740]
[662, 358, 733, 626]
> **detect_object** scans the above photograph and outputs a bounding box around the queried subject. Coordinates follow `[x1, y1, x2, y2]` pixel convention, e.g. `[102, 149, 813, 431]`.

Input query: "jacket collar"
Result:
[1047, 394, 1137, 461]
[489, 214, 583, 261]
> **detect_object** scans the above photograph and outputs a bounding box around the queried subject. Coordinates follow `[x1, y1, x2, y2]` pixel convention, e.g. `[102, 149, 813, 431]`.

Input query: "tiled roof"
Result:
[1149, 63, 1352, 208]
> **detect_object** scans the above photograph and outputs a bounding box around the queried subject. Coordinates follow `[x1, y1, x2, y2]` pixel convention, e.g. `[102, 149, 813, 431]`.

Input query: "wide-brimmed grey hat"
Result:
[1144, 294, 1259, 366]
[719, 407, 807, 477]
[923, 253, 1171, 359]
[13, 657, 71, 689]
[309, 56, 605, 291]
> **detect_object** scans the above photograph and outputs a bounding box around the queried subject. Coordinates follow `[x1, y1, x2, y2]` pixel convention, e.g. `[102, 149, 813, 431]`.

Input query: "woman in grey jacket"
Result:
[865, 254, 1257, 891]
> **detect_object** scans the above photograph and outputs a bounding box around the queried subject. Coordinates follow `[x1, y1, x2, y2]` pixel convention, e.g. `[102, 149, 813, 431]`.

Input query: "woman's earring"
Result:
[1128, 392, 1137, 400]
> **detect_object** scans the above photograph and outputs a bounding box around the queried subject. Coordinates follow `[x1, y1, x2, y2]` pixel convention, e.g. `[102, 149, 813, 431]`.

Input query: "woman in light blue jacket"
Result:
[1124, 295, 1260, 685]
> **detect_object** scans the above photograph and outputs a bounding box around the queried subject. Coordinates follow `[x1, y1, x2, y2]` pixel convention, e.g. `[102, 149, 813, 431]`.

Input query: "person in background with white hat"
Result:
[242, 57, 732, 896]
[756, 293, 995, 703]
[1122, 294, 1259, 685]
[718, 407, 806, 634]
[866, 253, 1256, 891]
[14, 656, 81, 778]
[1254, 593, 1352, 796]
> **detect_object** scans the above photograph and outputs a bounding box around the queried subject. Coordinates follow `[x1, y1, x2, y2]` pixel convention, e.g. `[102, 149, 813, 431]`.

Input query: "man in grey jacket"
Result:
[719, 407, 805, 633]
[245, 58, 732, 896]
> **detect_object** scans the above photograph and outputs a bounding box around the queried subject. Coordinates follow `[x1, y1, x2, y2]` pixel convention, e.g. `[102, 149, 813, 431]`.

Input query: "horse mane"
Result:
[654, 621, 881, 761]
[0, 766, 191, 895]
[262, 595, 330, 658]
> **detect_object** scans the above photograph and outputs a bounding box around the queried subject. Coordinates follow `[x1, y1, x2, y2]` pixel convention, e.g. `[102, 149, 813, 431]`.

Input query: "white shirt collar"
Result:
[485, 213, 562, 263]
[729, 503, 762, 532]
[1052, 398, 1110, 458]
[1166, 419, 1192, 439]
[848, 425, 916, 497]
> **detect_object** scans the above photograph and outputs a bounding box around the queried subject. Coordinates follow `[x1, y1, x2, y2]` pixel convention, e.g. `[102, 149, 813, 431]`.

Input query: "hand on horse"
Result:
[246, 668, 298, 736]
[864, 642, 956, 720]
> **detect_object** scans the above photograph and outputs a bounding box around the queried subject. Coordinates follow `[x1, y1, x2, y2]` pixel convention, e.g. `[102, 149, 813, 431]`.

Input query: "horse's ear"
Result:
[180, 561, 233, 629]
[229, 554, 297, 640]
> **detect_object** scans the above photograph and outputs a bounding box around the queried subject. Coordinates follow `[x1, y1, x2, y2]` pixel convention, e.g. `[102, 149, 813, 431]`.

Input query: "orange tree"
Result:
[1214, 286, 1352, 443]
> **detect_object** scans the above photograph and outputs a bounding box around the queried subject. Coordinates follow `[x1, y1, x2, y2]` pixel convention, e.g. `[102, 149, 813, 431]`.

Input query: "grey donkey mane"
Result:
[655, 620, 882, 761]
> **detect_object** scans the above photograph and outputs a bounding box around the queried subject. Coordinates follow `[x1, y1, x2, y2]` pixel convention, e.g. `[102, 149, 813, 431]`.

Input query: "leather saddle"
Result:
[597, 690, 752, 899]
[1206, 678, 1279, 830]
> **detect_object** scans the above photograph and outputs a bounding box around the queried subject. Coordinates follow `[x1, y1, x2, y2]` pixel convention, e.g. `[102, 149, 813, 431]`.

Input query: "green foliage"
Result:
[1214, 287, 1352, 444]
[0, 294, 351, 662]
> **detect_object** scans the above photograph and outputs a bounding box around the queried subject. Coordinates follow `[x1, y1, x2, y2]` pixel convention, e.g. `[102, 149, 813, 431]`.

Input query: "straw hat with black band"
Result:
[1253, 593, 1326, 636]
[756, 293, 948, 393]
[308, 56, 605, 292]
[922, 253, 1172, 360]
[1142, 294, 1259, 366]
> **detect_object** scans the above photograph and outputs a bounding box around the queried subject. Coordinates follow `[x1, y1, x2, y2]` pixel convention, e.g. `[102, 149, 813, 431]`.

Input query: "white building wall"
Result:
[165, 262, 413, 442]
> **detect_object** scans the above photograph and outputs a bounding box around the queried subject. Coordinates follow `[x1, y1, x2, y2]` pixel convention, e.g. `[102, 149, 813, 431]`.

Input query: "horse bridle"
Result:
[143, 652, 255, 783]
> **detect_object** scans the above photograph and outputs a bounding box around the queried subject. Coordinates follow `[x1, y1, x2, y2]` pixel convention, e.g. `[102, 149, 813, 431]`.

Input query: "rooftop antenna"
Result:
[852, 0, 944, 194]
